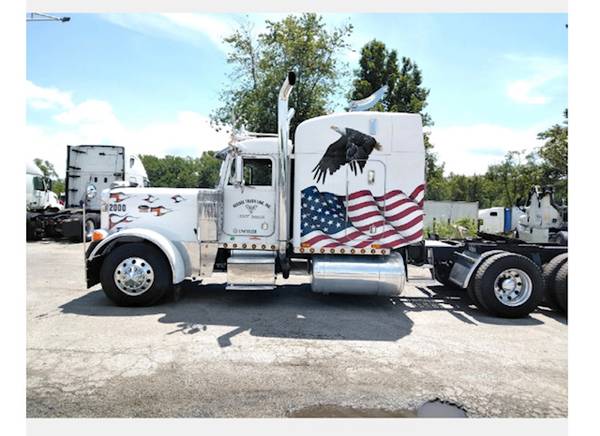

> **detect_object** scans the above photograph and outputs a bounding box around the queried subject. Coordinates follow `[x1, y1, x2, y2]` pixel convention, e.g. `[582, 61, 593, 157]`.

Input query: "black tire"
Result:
[467, 277, 485, 310]
[26, 213, 41, 241]
[554, 262, 568, 313]
[554, 231, 568, 246]
[466, 251, 506, 310]
[473, 252, 544, 318]
[100, 242, 172, 307]
[542, 253, 568, 308]
[435, 266, 459, 289]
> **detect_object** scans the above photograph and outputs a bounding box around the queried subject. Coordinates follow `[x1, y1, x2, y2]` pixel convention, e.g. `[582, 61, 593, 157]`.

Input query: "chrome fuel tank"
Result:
[311, 253, 406, 296]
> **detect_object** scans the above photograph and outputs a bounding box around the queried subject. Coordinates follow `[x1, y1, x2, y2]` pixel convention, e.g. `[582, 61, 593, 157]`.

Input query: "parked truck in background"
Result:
[478, 186, 568, 246]
[478, 206, 523, 235]
[27, 145, 149, 241]
[84, 73, 568, 318]
[515, 186, 568, 245]
[26, 160, 64, 213]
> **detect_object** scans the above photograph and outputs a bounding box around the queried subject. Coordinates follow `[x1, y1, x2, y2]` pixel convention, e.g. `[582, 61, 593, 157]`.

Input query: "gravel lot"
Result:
[26, 241, 567, 418]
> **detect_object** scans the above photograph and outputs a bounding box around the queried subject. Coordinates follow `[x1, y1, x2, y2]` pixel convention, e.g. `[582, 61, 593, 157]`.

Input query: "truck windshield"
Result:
[32, 176, 45, 191]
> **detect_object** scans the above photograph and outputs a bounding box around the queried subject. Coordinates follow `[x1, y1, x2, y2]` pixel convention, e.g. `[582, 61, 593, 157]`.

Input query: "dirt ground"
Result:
[26, 240, 567, 418]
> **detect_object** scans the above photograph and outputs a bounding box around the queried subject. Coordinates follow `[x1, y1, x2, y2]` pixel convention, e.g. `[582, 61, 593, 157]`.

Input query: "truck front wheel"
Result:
[473, 253, 544, 318]
[100, 242, 172, 306]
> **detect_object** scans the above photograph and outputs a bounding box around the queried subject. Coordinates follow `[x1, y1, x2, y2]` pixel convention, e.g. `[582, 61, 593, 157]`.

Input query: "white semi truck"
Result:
[26, 160, 64, 213]
[27, 145, 149, 241]
[478, 186, 568, 246]
[84, 73, 568, 317]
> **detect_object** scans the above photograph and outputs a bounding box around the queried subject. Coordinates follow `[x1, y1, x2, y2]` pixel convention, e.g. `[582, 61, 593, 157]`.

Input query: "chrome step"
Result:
[226, 284, 276, 291]
[226, 250, 276, 289]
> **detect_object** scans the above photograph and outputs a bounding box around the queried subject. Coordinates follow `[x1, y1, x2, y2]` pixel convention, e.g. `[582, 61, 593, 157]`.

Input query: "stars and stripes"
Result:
[300, 184, 425, 249]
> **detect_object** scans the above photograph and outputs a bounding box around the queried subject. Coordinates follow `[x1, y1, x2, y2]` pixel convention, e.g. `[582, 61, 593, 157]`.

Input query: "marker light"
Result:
[92, 229, 107, 241]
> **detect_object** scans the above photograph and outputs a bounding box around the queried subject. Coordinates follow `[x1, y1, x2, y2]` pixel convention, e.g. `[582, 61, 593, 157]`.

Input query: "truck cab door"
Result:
[345, 159, 387, 241]
[223, 156, 277, 238]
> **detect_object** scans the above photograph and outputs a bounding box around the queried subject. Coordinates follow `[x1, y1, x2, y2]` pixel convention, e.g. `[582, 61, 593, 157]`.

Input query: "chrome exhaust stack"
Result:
[277, 71, 296, 257]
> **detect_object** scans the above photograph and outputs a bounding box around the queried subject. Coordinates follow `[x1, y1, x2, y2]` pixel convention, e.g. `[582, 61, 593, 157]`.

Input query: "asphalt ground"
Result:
[26, 240, 567, 418]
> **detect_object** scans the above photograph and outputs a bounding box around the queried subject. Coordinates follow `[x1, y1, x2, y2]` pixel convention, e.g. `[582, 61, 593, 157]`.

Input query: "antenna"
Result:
[27, 12, 71, 22]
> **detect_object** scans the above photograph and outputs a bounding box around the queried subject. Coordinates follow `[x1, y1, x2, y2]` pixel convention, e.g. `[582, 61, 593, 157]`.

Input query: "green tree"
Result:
[537, 109, 568, 201]
[349, 39, 444, 198]
[33, 158, 58, 179]
[212, 14, 353, 139]
[196, 151, 223, 187]
[139, 152, 222, 188]
[485, 150, 543, 207]
[33, 158, 64, 195]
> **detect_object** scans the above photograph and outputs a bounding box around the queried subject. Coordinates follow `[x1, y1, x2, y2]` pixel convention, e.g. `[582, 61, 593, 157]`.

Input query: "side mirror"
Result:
[234, 155, 244, 186]
[86, 184, 97, 201]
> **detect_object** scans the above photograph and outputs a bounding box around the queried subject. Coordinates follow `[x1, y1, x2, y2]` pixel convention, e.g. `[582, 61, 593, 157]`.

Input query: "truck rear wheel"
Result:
[542, 253, 568, 309]
[466, 251, 506, 310]
[467, 276, 484, 310]
[100, 242, 172, 306]
[473, 252, 544, 318]
[554, 262, 568, 313]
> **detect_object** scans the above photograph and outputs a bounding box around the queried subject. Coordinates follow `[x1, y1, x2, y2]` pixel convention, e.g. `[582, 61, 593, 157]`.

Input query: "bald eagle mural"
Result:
[312, 126, 382, 184]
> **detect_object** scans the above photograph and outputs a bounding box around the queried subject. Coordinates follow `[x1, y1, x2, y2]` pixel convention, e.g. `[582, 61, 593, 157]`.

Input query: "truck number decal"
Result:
[109, 203, 127, 212]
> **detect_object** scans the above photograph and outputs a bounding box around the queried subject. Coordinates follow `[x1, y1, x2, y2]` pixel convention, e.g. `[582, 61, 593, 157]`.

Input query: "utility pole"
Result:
[26, 12, 71, 23]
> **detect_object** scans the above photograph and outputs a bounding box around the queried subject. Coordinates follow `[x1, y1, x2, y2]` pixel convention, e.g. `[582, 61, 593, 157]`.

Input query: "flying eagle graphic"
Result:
[312, 126, 382, 184]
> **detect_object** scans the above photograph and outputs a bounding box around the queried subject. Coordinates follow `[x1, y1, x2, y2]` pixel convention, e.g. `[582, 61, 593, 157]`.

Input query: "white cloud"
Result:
[26, 80, 73, 110]
[505, 55, 567, 105]
[428, 123, 547, 175]
[54, 100, 119, 126]
[507, 78, 549, 104]
[26, 82, 231, 177]
[103, 13, 237, 52]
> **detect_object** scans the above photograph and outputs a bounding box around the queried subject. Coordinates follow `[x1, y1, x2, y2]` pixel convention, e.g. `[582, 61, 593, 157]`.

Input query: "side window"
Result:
[33, 176, 45, 191]
[228, 158, 272, 186]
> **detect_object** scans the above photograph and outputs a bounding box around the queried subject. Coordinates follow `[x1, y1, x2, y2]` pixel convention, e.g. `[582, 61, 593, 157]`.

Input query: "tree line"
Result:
[37, 13, 567, 208]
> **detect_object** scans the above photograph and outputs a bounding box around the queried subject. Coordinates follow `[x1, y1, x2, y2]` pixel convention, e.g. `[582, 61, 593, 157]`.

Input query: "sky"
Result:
[26, 13, 568, 176]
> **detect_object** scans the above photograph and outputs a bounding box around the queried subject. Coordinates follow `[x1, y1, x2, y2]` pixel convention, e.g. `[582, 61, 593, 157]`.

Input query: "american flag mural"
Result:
[300, 184, 425, 249]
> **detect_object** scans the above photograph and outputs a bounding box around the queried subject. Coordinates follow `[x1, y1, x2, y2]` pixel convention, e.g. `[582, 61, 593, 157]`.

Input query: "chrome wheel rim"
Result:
[493, 268, 532, 306]
[114, 257, 154, 296]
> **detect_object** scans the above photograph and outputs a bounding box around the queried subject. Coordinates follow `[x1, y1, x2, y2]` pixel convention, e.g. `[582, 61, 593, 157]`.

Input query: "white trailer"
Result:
[423, 200, 478, 228]
[84, 73, 567, 317]
[27, 145, 149, 241]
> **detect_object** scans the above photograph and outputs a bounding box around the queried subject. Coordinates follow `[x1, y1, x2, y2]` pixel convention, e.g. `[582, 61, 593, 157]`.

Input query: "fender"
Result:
[88, 228, 189, 284]
[448, 249, 507, 289]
